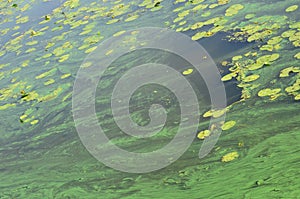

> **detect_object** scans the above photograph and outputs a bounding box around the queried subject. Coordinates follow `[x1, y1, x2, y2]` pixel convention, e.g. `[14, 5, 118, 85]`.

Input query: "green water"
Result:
[1, 0, 300, 198]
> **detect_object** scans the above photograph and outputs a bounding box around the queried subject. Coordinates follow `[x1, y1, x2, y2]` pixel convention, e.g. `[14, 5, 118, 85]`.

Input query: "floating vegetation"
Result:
[25, 40, 38, 46]
[225, 4, 244, 17]
[58, 54, 70, 63]
[245, 13, 255, 19]
[16, 16, 29, 24]
[35, 68, 57, 79]
[182, 68, 193, 75]
[221, 73, 237, 81]
[197, 130, 211, 140]
[285, 5, 298, 12]
[279, 67, 300, 78]
[44, 79, 55, 86]
[113, 30, 126, 37]
[21, 91, 39, 102]
[61, 73, 71, 79]
[203, 108, 228, 118]
[285, 79, 300, 96]
[1, 1, 300, 197]
[191, 31, 207, 41]
[85, 46, 97, 54]
[221, 120, 236, 131]
[0, 103, 16, 110]
[221, 151, 239, 162]
[258, 88, 281, 100]
[124, 14, 139, 22]
[30, 119, 39, 125]
[243, 74, 260, 83]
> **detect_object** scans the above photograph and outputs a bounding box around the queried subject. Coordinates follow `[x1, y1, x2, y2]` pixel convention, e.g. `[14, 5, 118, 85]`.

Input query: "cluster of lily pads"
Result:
[0, 0, 146, 126]
[0, 0, 299, 164]
[166, 1, 299, 153]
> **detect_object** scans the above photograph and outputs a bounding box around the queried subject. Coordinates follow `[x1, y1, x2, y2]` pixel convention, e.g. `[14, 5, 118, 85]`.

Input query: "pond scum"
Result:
[0, 0, 299, 198]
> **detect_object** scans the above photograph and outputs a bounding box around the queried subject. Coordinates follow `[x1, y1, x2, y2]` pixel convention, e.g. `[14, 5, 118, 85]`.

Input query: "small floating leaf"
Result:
[35, 68, 57, 79]
[58, 54, 70, 62]
[191, 31, 206, 40]
[113, 30, 126, 37]
[16, 16, 29, 24]
[221, 152, 239, 162]
[182, 68, 193, 75]
[221, 120, 236, 131]
[106, 18, 119, 25]
[232, 55, 242, 61]
[225, 4, 244, 17]
[267, 36, 282, 45]
[25, 40, 38, 46]
[0, 103, 16, 110]
[245, 13, 255, 19]
[221, 73, 236, 81]
[30, 120, 39, 125]
[243, 74, 260, 82]
[44, 79, 55, 86]
[197, 130, 211, 140]
[105, 49, 114, 56]
[61, 73, 71, 79]
[124, 14, 139, 22]
[285, 5, 298, 12]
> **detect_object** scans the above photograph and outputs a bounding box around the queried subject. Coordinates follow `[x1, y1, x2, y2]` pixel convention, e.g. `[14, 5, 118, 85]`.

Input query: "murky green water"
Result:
[1, 0, 300, 198]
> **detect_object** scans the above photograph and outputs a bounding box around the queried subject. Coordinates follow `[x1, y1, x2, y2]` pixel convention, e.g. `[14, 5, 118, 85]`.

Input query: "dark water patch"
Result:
[198, 31, 250, 105]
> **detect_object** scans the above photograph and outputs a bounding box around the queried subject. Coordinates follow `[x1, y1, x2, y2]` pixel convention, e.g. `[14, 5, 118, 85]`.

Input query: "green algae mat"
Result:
[0, 0, 300, 198]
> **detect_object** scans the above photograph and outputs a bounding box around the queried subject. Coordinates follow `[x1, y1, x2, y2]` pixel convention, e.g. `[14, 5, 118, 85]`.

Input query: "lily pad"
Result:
[232, 55, 242, 61]
[258, 88, 281, 97]
[279, 67, 300, 77]
[44, 79, 55, 86]
[243, 74, 260, 82]
[247, 62, 264, 71]
[245, 13, 255, 19]
[113, 30, 126, 37]
[260, 45, 273, 52]
[197, 130, 211, 140]
[281, 30, 296, 38]
[285, 5, 298, 12]
[30, 120, 39, 125]
[221, 151, 239, 162]
[106, 19, 120, 25]
[191, 31, 207, 40]
[225, 4, 244, 17]
[267, 36, 282, 45]
[182, 68, 193, 75]
[221, 120, 236, 131]
[85, 46, 97, 54]
[191, 22, 204, 30]
[124, 14, 139, 22]
[221, 73, 237, 81]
